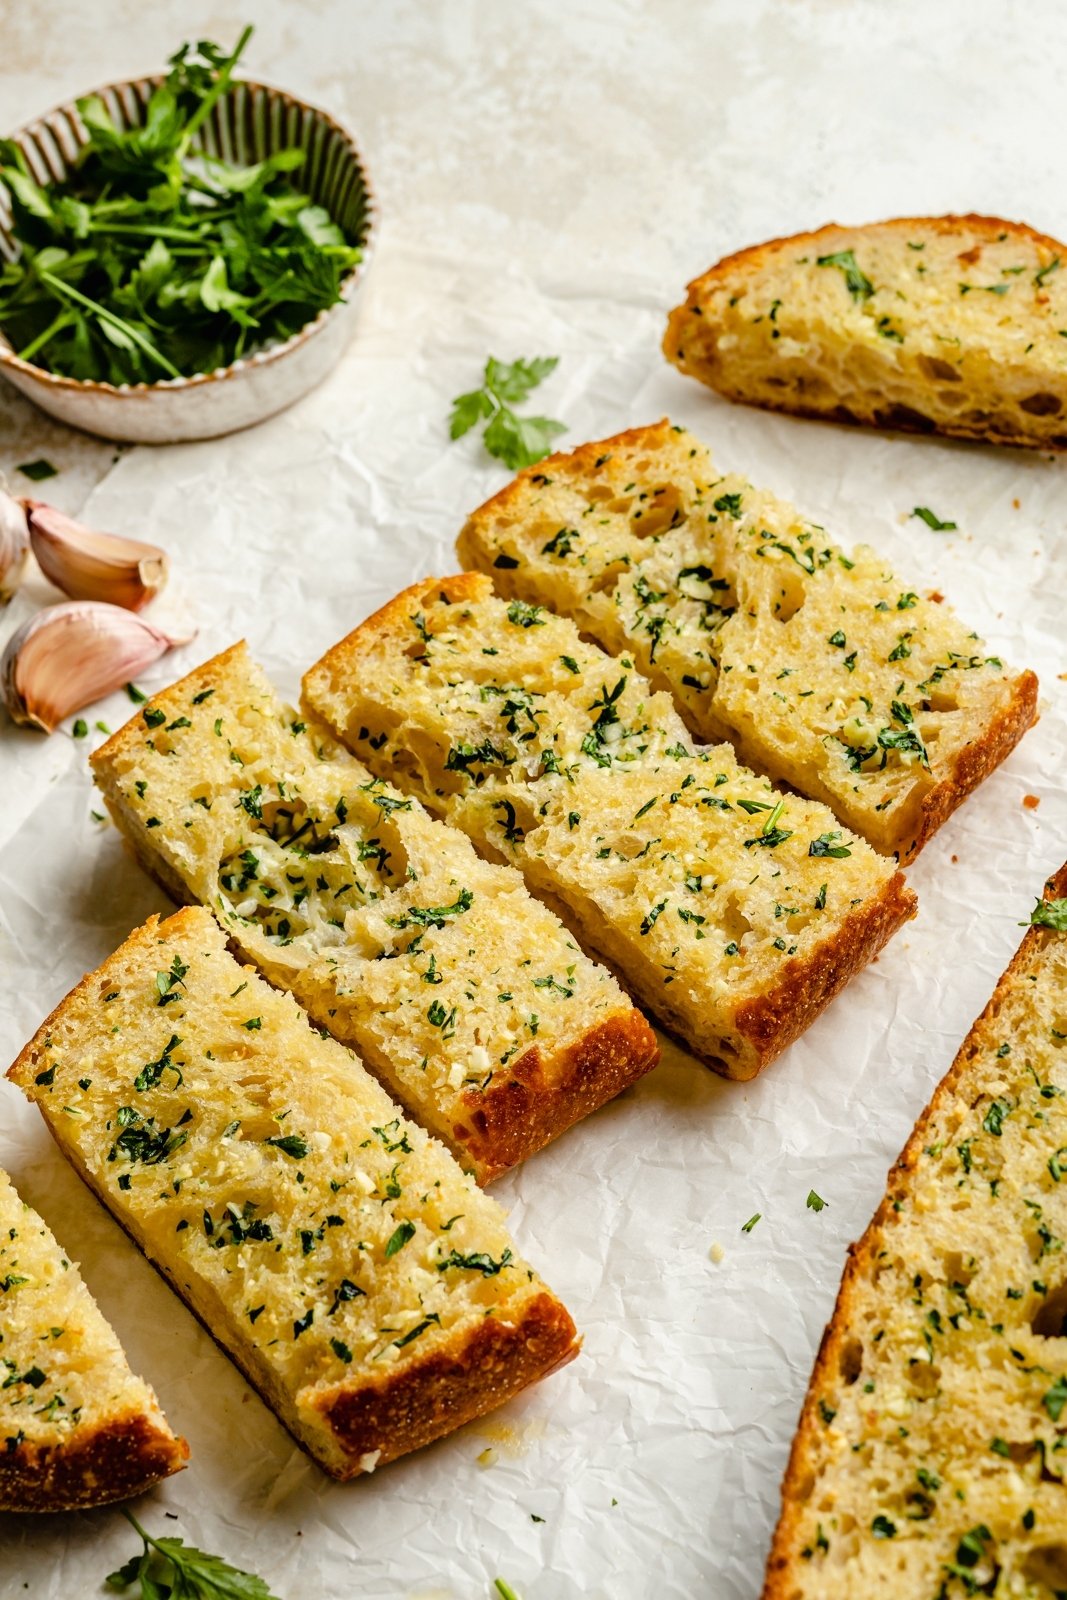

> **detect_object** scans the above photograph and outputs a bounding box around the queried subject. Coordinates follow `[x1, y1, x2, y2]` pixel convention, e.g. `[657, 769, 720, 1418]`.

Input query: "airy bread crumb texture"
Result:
[457, 420, 1037, 861]
[664, 214, 1067, 450]
[0, 1167, 187, 1511]
[8, 909, 578, 1481]
[303, 574, 915, 1080]
[91, 645, 656, 1184]
[763, 866, 1067, 1600]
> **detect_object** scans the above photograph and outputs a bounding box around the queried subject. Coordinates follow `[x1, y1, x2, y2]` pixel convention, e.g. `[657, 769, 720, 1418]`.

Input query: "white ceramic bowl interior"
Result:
[0, 76, 376, 443]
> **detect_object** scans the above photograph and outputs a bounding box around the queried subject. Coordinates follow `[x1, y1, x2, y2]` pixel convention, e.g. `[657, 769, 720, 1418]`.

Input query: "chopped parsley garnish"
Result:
[264, 1134, 308, 1159]
[437, 1248, 513, 1276]
[911, 506, 957, 532]
[816, 249, 874, 301]
[385, 1220, 416, 1258]
[809, 832, 852, 859]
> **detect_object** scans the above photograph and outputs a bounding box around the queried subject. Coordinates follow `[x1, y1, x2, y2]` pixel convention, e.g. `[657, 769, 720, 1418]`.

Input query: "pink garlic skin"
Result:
[0, 491, 30, 605]
[2, 602, 193, 733]
[27, 503, 169, 611]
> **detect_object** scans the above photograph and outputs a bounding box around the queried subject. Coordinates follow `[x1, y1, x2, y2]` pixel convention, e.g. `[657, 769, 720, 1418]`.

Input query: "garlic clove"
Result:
[2, 602, 194, 733]
[0, 490, 30, 606]
[27, 504, 169, 611]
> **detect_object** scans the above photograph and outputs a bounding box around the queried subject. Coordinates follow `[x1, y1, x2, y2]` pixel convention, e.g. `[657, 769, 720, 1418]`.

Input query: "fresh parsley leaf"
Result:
[1030, 897, 1067, 932]
[16, 458, 58, 481]
[911, 506, 957, 532]
[106, 1509, 282, 1598]
[816, 250, 874, 301]
[808, 832, 852, 859]
[449, 355, 566, 471]
[385, 1220, 416, 1258]
[806, 1190, 827, 1212]
[449, 387, 493, 439]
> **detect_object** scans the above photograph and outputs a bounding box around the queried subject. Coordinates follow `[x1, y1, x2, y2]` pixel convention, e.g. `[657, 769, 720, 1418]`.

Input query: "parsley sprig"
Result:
[106, 1509, 282, 1599]
[0, 27, 361, 383]
[449, 356, 566, 470]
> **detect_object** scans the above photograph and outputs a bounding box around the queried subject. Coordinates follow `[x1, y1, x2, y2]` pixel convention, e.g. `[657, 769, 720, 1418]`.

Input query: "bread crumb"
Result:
[951, 854, 959, 864]
[1012, 497, 1021, 509]
[1023, 794, 1040, 810]
[709, 1241, 725, 1264]
[927, 590, 944, 604]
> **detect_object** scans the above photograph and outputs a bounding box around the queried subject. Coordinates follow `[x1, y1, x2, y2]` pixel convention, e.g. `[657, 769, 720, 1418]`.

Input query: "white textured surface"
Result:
[1, 3, 1066, 1597]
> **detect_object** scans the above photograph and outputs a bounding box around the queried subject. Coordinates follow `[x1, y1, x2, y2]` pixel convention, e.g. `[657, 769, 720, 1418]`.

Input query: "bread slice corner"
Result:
[0, 1167, 187, 1512]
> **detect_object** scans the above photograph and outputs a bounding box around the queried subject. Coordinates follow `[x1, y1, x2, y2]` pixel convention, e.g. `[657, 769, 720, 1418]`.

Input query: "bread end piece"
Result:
[665, 215, 1067, 449]
[762, 861, 1067, 1596]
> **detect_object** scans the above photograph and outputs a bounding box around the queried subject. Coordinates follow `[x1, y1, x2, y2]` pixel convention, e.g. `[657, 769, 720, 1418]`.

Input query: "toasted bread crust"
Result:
[665, 215, 1067, 449]
[304, 573, 492, 705]
[734, 870, 915, 1074]
[761, 861, 1067, 1596]
[9, 910, 581, 1483]
[900, 668, 1039, 864]
[0, 1410, 189, 1513]
[456, 421, 687, 563]
[455, 1009, 659, 1179]
[315, 1289, 579, 1474]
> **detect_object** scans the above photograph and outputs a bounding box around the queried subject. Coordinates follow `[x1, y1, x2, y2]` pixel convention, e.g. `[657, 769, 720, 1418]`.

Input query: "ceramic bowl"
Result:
[0, 76, 376, 443]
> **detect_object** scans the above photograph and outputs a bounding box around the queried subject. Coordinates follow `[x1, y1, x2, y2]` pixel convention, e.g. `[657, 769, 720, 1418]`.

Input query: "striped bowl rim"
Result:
[0, 74, 378, 397]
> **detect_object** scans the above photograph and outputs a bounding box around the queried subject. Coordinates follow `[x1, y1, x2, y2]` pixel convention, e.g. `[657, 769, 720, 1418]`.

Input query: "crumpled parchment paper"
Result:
[2, 5, 1067, 1595]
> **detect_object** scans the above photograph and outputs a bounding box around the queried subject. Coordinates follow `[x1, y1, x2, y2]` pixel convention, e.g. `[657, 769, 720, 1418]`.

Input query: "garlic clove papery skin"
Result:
[0, 491, 30, 606]
[27, 504, 169, 611]
[1, 602, 194, 733]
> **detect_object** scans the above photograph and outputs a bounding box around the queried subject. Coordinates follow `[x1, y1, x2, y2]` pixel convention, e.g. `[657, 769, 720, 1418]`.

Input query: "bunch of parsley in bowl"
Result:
[0, 27, 375, 441]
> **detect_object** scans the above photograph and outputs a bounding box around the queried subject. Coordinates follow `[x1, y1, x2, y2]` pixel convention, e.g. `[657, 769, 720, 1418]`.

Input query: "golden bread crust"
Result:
[315, 1290, 579, 1474]
[0, 1411, 189, 1513]
[734, 870, 915, 1074]
[900, 668, 1039, 864]
[454, 1009, 659, 1180]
